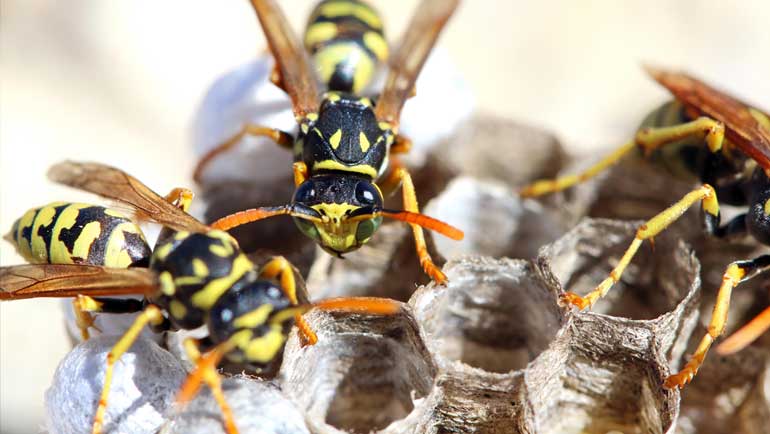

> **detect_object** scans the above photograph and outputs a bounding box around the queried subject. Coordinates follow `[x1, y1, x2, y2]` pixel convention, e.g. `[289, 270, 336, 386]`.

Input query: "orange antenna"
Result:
[210, 204, 322, 231]
[716, 305, 770, 355]
[380, 209, 464, 240]
[313, 297, 401, 315]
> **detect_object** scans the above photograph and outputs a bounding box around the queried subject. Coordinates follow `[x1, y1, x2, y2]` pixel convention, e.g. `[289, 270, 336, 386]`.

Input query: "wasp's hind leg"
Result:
[665, 254, 770, 389]
[519, 140, 637, 197]
[72, 296, 144, 341]
[193, 126, 294, 183]
[562, 184, 720, 310]
[91, 305, 164, 434]
[259, 256, 317, 346]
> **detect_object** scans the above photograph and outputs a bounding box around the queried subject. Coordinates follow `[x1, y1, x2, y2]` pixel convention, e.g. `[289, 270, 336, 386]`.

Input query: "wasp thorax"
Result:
[206, 279, 295, 368]
[148, 230, 255, 330]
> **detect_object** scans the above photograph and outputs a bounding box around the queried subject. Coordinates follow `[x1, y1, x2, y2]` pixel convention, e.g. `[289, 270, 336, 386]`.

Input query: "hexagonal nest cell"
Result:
[44, 113, 770, 434]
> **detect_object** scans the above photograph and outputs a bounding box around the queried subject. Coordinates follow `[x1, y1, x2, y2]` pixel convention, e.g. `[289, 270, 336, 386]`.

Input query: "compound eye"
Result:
[293, 218, 320, 241]
[355, 182, 380, 206]
[355, 216, 383, 243]
[294, 182, 316, 203]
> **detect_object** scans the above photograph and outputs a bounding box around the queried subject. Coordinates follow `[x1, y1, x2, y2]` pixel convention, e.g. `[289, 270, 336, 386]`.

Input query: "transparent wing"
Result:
[646, 66, 770, 171]
[250, 0, 320, 119]
[0, 264, 156, 300]
[375, 0, 460, 127]
[47, 161, 209, 233]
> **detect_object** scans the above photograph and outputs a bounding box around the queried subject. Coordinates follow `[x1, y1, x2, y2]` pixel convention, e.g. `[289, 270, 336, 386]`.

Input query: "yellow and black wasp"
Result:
[520, 67, 770, 390]
[193, 0, 464, 284]
[1, 161, 400, 434]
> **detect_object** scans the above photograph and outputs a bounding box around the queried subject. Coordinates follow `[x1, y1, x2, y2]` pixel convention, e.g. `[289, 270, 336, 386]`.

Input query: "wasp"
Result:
[1, 161, 400, 434]
[192, 0, 464, 284]
[520, 67, 770, 390]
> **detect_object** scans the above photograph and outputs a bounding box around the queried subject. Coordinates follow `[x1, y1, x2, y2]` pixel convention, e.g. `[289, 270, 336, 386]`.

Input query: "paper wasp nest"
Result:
[46, 57, 768, 433]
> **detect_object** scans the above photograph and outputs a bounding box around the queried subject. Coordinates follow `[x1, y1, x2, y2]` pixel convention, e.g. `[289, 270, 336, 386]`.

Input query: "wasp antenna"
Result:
[313, 297, 401, 315]
[380, 210, 464, 240]
[209, 206, 292, 231]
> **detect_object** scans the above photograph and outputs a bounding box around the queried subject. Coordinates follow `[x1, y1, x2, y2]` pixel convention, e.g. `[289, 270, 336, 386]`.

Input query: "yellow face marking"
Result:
[244, 325, 286, 363]
[191, 254, 253, 309]
[305, 22, 338, 48]
[318, 1, 382, 29]
[311, 202, 361, 252]
[192, 258, 209, 277]
[329, 129, 343, 150]
[159, 271, 176, 296]
[359, 131, 371, 152]
[169, 300, 188, 320]
[313, 160, 378, 178]
[233, 304, 274, 329]
[362, 31, 388, 61]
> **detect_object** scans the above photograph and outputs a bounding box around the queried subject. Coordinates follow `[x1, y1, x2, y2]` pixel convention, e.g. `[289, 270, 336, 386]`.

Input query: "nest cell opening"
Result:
[415, 258, 565, 373]
[281, 312, 435, 433]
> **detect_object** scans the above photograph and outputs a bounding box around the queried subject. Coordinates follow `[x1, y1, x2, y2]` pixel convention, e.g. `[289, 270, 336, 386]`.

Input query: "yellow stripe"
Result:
[313, 160, 377, 178]
[191, 254, 253, 309]
[362, 31, 388, 61]
[318, 1, 382, 29]
[244, 325, 286, 363]
[30, 205, 62, 263]
[359, 131, 371, 152]
[192, 258, 209, 277]
[169, 300, 187, 320]
[233, 304, 274, 329]
[764, 198, 770, 216]
[329, 129, 343, 150]
[304, 21, 337, 48]
[159, 271, 176, 296]
[14, 208, 39, 261]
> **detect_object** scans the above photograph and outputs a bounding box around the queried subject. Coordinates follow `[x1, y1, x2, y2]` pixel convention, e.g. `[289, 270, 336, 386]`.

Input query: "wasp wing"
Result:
[250, 0, 319, 119]
[47, 161, 209, 233]
[374, 0, 459, 127]
[0, 264, 156, 300]
[646, 66, 770, 171]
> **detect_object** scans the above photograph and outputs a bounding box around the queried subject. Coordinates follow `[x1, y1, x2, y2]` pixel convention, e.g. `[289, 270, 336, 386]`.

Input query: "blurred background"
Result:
[1, 0, 769, 432]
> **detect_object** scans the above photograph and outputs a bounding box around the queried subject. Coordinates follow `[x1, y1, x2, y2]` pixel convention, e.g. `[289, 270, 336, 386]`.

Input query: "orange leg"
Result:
[193, 125, 293, 183]
[176, 339, 239, 434]
[718, 305, 770, 356]
[391, 135, 413, 155]
[260, 256, 318, 346]
[293, 162, 308, 187]
[381, 159, 447, 284]
[163, 188, 194, 212]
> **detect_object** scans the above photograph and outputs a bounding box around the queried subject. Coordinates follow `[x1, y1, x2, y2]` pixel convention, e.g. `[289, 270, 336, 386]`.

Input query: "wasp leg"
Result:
[636, 116, 725, 155]
[519, 140, 637, 197]
[177, 338, 239, 434]
[72, 296, 144, 340]
[164, 188, 195, 212]
[562, 184, 719, 310]
[193, 125, 294, 182]
[665, 255, 770, 389]
[91, 305, 164, 434]
[391, 135, 413, 155]
[260, 256, 317, 346]
[293, 162, 308, 187]
[382, 160, 447, 284]
[719, 299, 770, 355]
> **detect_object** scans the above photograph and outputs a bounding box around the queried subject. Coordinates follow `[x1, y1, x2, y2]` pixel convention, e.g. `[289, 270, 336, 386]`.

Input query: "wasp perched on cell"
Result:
[520, 66, 770, 389]
[193, 0, 464, 285]
[1, 161, 400, 434]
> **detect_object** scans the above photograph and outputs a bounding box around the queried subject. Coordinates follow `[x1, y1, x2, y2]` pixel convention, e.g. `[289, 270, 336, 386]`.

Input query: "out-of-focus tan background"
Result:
[1, 1, 768, 432]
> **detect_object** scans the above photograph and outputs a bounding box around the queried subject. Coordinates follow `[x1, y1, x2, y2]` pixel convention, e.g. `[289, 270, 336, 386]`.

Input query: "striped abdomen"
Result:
[9, 202, 151, 268]
[304, 0, 388, 93]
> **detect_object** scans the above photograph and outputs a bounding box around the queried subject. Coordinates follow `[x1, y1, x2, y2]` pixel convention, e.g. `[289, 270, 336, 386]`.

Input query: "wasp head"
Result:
[291, 175, 384, 256]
